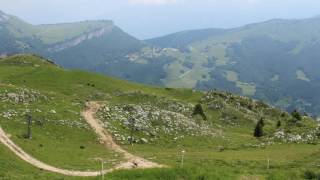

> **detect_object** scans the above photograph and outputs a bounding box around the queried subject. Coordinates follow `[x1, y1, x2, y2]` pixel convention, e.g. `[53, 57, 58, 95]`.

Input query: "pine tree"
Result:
[277, 120, 281, 128]
[259, 117, 265, 127]
[25, 114, 32, 139]
[254, 119, 264, 137]
[192, 104, 207, 120]
[291, 109, 302, 121]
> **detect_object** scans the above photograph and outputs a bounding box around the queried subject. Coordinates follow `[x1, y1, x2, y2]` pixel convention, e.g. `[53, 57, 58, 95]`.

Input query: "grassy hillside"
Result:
[0, 55, 320, 179]
[3, 11, 320, 118]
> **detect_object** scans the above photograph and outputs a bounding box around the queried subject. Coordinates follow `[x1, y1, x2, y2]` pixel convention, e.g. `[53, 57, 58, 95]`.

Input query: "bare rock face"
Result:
[47, 26, 114, 52]
[0, 11, 10, 22]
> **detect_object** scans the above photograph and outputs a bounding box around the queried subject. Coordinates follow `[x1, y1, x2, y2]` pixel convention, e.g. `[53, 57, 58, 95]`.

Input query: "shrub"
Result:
[254, 118, 264, 137]
[192, 104, 207, 120]
[277, 120, 281, 128]
[304, 170, 319, 179]
[291, 110, 302, 121]
[259, 117, 265, 127]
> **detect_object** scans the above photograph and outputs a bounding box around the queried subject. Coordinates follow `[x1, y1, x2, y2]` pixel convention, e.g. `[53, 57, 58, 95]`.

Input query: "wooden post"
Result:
[181, 150, 185, 167]
[129, 118, 135, 146]
[91, 157, 105, 180]
[26, 114, 32, 139]
[101, 161, 104, 180]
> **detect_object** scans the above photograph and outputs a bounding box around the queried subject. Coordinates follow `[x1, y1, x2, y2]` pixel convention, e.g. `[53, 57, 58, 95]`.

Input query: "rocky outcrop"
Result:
[0, 12, 10, 22]
[98, 102, 220, 144]
[271, 127, 320, 143]
[0, 88, 48, 104]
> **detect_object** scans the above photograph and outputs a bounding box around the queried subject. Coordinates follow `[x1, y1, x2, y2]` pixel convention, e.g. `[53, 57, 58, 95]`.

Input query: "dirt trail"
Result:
[82, 101, 164, 169]
[0, 101, 164, 177]
[0, 126, 108, 176]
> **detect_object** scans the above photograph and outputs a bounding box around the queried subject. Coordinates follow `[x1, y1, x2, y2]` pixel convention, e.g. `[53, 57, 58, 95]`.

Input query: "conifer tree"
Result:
[192, 104, 207, 120]
[254, 118, 264, 137]
[277, 120, 281, 128]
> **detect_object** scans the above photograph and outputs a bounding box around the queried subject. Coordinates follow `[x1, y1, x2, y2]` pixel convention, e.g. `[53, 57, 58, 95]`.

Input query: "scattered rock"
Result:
[50, 110, 56, 114]
[140, 138, 148, 144]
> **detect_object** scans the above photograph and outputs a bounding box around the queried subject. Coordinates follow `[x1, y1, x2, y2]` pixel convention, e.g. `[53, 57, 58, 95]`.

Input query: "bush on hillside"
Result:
[291, 109, 302, 121]
[304, 170, 320, 179]
[277, 120, 281, 128]
[254, 118, 264, 137]
[192, 104, 207, 120]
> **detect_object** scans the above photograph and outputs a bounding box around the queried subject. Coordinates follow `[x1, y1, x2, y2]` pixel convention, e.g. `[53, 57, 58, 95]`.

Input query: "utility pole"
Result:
[26, 114, 32, 139]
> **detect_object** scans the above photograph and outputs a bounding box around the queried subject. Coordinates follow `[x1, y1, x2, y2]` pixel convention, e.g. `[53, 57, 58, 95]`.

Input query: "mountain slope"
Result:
[0, 56, 319, 179]
[2, 10, 320, 117]
[1, 55, 320, 179]
[0, 10, 144, 69]
[132, 17, 320, 117]
[0, 10, 114, 45]
[146, 28, 227, 50]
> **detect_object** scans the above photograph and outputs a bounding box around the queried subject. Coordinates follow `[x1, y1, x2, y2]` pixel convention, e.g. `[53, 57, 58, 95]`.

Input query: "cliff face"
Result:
[0, 12, 10, 22]
[47, 25, 114, 52]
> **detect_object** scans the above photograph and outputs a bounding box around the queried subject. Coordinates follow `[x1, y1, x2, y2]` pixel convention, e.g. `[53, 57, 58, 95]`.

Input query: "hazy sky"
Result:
[1, 0, 320, 39]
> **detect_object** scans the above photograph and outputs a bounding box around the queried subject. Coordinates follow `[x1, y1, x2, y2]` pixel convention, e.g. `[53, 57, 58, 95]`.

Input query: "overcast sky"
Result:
[1, 0, 320, 39]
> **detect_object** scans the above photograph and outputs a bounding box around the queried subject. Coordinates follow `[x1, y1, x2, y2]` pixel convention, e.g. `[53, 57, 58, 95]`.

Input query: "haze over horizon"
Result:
[1, 0, 320, 39]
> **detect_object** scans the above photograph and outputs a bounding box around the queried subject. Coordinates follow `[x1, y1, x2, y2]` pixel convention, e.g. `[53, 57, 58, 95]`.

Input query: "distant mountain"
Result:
[136, 17, 320, 117]
[0, 10, 155, 82]
[146, 28, 227, 49]
[2, 10, 320, 117]
[0, 10, 119, 52]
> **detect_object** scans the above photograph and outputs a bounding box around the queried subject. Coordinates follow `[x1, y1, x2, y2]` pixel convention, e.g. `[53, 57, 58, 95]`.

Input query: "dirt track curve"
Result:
[0, 101, 164, 177]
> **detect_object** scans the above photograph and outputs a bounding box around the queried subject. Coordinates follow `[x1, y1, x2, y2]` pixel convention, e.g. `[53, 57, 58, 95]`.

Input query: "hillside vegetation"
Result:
[135, 17, 320, 118]
[2, 10, 320, 118]
[0, 55, 320, 179]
